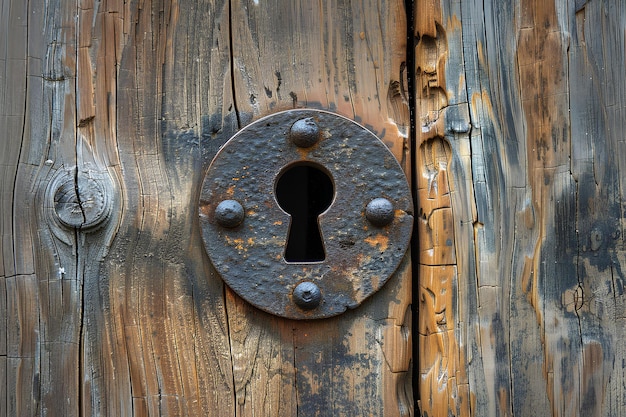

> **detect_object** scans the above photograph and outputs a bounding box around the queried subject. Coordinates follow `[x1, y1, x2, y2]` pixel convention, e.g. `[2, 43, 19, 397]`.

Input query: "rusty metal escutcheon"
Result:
[199, 109, 413, 319]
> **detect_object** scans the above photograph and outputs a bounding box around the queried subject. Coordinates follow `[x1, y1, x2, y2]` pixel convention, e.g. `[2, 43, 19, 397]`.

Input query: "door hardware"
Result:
[199, 109, 413, 319]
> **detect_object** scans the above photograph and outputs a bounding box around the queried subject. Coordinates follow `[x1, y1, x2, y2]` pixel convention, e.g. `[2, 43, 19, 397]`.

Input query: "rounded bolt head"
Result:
[365, 198, 395, 227]
[289, 118, 320, 148]
[293, 282, 322, 310]
[215, 200, 245, 228]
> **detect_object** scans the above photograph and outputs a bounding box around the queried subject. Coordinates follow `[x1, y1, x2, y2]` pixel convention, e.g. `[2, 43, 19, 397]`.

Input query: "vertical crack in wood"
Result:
[292, 326, 299, 417]
[223, 3, 239, 416]
[5, 0, 32, 408]
[73, 167, 88, 227]
[227, 0, 241, 129]
[72, 4, 85, 409]
[222, 285, 237, 417]
[404, 0, 420, 412]
[75, 223, 84, 417]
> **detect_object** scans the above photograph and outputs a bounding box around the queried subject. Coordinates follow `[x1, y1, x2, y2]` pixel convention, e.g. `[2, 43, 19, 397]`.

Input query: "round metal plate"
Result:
[199, 109, 413, 319]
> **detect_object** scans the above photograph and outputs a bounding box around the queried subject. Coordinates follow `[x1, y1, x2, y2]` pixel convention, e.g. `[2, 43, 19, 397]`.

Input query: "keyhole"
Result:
[276, 164, 334, 262]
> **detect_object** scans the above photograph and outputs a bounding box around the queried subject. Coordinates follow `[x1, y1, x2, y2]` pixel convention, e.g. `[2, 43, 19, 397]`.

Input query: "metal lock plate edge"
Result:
[199, 109, 413, 319]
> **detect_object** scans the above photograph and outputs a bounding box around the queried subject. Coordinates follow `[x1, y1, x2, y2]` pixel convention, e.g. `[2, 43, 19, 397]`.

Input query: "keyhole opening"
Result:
[276, 164, 334, 262]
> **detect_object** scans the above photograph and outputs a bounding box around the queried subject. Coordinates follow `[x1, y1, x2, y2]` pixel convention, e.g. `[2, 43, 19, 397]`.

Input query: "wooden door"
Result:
[2, 0, 625, 416]
[2, 0, 411, 416]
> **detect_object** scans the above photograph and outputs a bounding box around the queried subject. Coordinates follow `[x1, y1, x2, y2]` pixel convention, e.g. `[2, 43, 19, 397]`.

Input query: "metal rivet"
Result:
[365, 198, 395, 227]
[53, 175, 108, 230]
[293, 282, 322, 310]
[215, 200, 245, 228]
[289, 118, 320, 148]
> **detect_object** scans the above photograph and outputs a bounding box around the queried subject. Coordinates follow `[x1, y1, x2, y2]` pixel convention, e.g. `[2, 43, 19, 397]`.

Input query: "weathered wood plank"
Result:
[86, 0, 237, 415]
[1, 0, 29, 280]
[456, 0, 523, 414]
[0, 355, 5, 417]
[413, 1, 473, 415]
[227, 0, 412, 414]
[226, 291, 297, 416]
[1, 0, 38, 415]
[16, 0, 88, 414]
[417, 0, 626, 416]
[4, 0, 236, 415]
[6, 275, 39, 415]
[7, 0, 624, 415]
[6, 0, 409, 415]
[0, 276, 5, 359]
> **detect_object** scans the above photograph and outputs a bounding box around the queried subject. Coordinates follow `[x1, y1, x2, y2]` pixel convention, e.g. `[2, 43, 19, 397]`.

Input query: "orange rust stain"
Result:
[199, 204, 210, 217]
[226, 237, 245, 252]
[394, 209, 406, 218]
[226, 185, 236, 196]
[273, 220, 283, 226]
[364, 234, 389, 251]
[370, 274, 380, 291]
[356, 252, 372, 266]
[296, 147, 310, 159]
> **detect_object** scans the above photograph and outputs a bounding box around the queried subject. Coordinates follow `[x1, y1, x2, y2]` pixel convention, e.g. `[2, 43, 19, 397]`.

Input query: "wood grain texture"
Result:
[7, 0, 624, 415]
[414, 0, 626, 416]
[93, 1, 236, 414]
[227, 0, 412, 415]
[2, 0, 411, 415]
[2, 0, 43, 414]
[413, 1, 471, 416]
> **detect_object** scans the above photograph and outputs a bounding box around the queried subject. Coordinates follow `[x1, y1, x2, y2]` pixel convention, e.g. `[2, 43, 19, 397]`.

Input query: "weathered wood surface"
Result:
[415, 0, 626, 416]
[1, 0, 411, 416]
[4, 0, 626, 415]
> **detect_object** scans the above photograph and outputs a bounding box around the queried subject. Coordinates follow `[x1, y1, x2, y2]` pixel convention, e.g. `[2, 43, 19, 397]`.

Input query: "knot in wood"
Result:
[50, 168, 112, 231]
